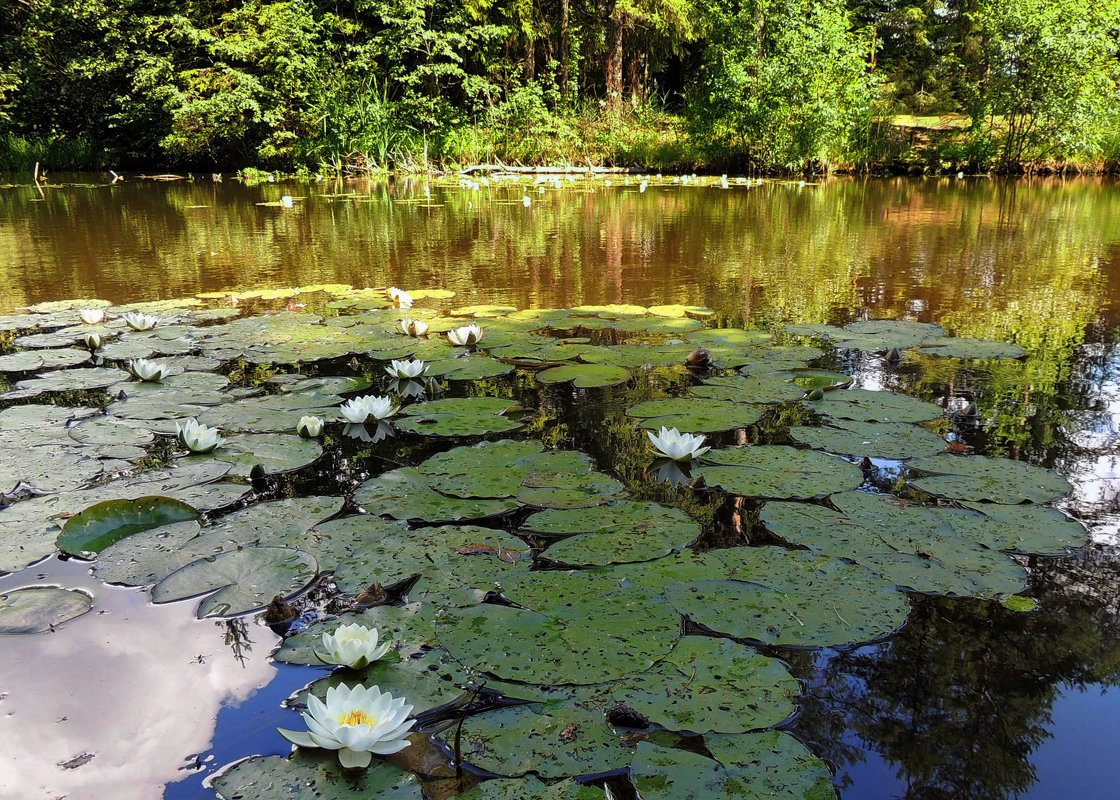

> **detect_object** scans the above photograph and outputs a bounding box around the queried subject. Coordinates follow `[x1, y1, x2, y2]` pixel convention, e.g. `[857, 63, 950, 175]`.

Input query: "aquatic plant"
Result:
[317, 623, 392, 669]
[339, 395, 395, 423]
[647, 426, 711, 461]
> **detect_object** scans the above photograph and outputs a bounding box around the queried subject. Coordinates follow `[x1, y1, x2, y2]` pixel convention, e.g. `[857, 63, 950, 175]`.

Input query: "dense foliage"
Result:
[0, 0, 1117, 171]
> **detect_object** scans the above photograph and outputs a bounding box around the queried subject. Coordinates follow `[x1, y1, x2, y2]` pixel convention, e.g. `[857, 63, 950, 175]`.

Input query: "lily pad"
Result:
[808, 389, 944, 424]
[152, 546, 318, 618]
[790, 420, 946, 459]
[212, 751, 419, 800]
[459, 776, 602, 800]
[525, 501, 699, 566]
[627, 398, 763, 434]
[396, 397, 525, 436]
[537, 363, 631, 388]
[57, 496, 200, 557]
[356, 468, 518, 522]
[0, 348, 91, 372]
[426, 356, 514, 380]
[437, 570, 680, 684]
[92, 520, 204, 586]
[917, 337, 1026, 360]
[697, 446, 864, 499]
[631, 733, 836, 800]
[517, 470, 626, 509]
[456, 703, 632, 778]
[664, 549, 909, 647]
[202, 433, 323, 476]
[0, 587, 93, 634]
[333, 524, 528, 606]
[690, 376, 805, 405]
[907, 455, 1072, 504]
[586, 636, 799, 733]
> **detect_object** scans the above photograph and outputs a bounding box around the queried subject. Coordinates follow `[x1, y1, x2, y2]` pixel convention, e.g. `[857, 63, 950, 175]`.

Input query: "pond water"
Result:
[1, 174, 1119, 800]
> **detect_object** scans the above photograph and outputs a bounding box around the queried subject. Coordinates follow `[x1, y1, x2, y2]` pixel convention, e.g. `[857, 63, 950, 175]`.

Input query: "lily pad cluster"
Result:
[0, 294, 1082, 800]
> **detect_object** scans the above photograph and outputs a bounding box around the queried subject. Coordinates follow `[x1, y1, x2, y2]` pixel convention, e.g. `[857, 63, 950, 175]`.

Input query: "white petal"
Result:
[338, 747, 373, 769]
[277, 728, 318, 749]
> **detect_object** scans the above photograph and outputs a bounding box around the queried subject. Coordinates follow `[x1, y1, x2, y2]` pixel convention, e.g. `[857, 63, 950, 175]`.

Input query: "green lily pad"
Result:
[612, 316, 704, 334]
[664, 549, 909, 647]
[57, 496, 200, 557]
[578, 344, 694, 370]
[333, 524, 528, 606]
[67, 415, 156, 446]
[627, 398, 763, 434]
[285, 514, 413, 572]
[426, 356, 514, 380]
[760, 492, 1030, 597]
[809, 389, 944, 424]
[459, 776, 602, 800]
[151, 546, 318, 618]
[457, 703, 632, 778]
[517, 469, 626, 509]
[586, 636, 799, 733]
[631, 733, 836, 800]
[690, 376, 805, 404]
[537, 363, 631, 388]
[790, 420, 946, 459]
[0, 587, 93, 634]
[958, 502, 1087, 553]
[356, 468, 518, 522]
[212, 751, 419, 800]
[396, 397, 526, 436]
[772, 369, 853, 391]
[908, 455, 1072, 504]
[417, 440, 546, 498]
[201, 433, 323, 476]
[525, 501, 699, 566]
[437, 570, 680, 684]
[648, 304, 715, 318]
[917, 337, 1026, 360]
[14, 366, 129, 393]
[92, 520, 203, 586]
[205, 496, 346, 549]
[686, 328, 774, 346]
[0, 348, 91, 372]
[784, 323, 847, 339]
[697, 446, 864, 499]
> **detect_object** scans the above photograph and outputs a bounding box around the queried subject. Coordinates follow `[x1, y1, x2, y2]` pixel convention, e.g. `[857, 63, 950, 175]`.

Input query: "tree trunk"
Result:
[626, 35, 642, 106]
[606, 11, 625, 108]
[525, 36, 536, 81]
[559, 0, 570, 102]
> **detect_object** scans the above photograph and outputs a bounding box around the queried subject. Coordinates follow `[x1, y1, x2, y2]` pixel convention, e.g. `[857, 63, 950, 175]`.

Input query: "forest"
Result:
[1, 0, 1118, 173]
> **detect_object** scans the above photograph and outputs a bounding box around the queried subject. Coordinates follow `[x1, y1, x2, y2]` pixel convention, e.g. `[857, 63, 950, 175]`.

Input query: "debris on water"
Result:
[58, 752, 95, 770]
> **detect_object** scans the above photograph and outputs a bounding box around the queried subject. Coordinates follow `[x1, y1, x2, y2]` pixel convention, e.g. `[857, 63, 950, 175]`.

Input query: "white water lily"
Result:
[647, 426, 710, 462]
[317, 623, 392, 669]
[446, 324, 483, 347]
[79, 308, 105, 324]
[175, 418, 224, 454]
[296, 415, 324, 438]
[388, 287, 413, 309]
[123, 311, 158, 330]
[385, 359, 427, 379]
[82, 332, 102, 350]
[128, 357, 168, 382]
[399, 318, 429, 337]
[340, 395, 395, 424]
[277, 683, 415, 769]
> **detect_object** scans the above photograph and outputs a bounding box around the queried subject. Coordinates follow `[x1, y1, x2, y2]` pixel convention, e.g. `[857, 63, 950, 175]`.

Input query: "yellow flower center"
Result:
[338, 709, 376, 727]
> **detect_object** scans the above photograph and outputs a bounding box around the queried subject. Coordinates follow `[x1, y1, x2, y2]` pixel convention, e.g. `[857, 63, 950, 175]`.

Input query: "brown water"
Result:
[3, 174, 1120, 800]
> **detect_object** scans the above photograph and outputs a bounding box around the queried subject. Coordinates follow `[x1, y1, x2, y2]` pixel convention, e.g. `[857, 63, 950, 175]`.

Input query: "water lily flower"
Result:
[82, 332, 102, 350]
[446, 324, 483, 347]
[79, 308, 105, 324]
[340, 395, 395, 424]
[128, 358, 168, 382]
[277, 683, 415, 769]
[385, 359, 427, 379]
[388, 287, 413, 309]
[399, 318, 429, 337]
[123, 311, 158, 330]
[280, 195, 294, 208]
[647, 426, 710, 462]
[317, 623, 392, 669]
[175, 418, 224, 454]
[296, 415, 324, 438]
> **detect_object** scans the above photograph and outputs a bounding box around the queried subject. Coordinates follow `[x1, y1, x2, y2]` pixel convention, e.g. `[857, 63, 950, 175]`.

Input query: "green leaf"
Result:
[0, 587, 93, 634]
[908, 455, 1072, 503]
[57, 496, 200, 557]
[396, 397, 526, 436]
[355, 468, 518, 522]
[152, 546, 318, 618]
[537, 363, 632, 388]
[790, 420, 946, 459]
[810, 388, 944, 423]
[627, 398, 763, 433]
[698, 446, 864, 499]
[212, 752, 419, 800]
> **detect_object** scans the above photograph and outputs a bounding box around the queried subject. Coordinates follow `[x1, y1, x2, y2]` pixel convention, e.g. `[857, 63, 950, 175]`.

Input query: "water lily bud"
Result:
[807, 388, 825, 401]
[296, 415, 324, 438]
[446, 324, 483, 347]
[685, 348, 712, 367]
[83, 332, 102, 350]
[317, 623, 392, 669]
[79, 308, 105, 325]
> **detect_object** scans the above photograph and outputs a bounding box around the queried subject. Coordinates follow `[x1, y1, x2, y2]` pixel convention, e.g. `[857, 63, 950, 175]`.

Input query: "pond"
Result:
[1, 174, 1119, 800]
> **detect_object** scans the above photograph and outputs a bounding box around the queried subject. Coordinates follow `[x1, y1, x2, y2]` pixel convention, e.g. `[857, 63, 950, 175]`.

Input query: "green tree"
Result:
[687, 0, 877, 170]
